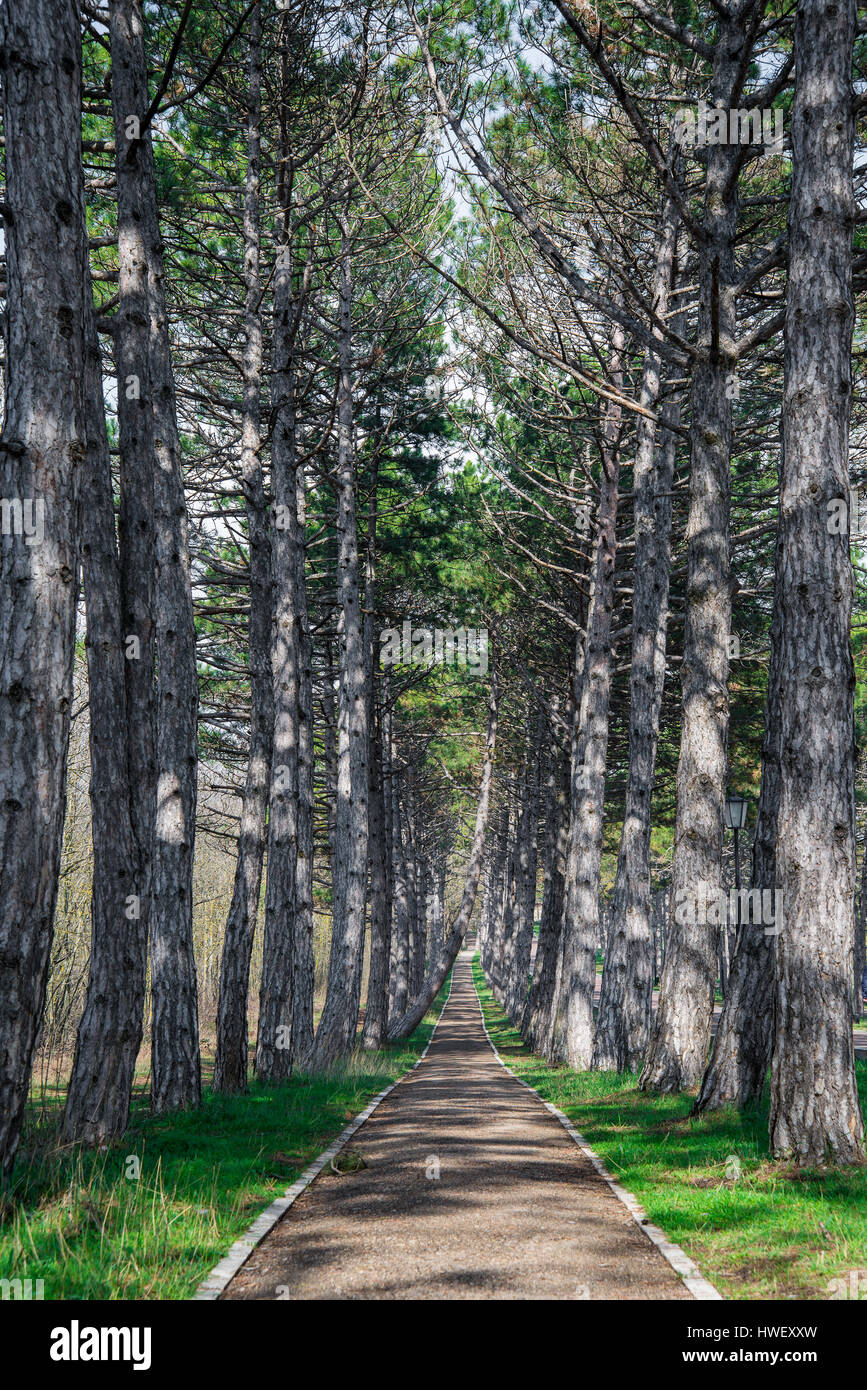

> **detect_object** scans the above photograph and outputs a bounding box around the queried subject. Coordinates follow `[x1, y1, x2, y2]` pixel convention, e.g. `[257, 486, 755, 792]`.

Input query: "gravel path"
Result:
[222, 949, 693, 1300]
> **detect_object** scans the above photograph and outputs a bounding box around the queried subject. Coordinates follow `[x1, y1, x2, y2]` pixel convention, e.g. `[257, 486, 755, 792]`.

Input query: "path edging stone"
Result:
[192, 975, 454, 1301]
[471, 960, 723, 1302]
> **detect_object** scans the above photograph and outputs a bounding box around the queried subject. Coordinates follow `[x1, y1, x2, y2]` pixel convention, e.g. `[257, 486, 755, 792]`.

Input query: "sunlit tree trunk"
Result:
[693, 514, 783, 1113]
[768, 0, 864, 1164]
[641, 20, 745, 1092]
[593, 180, 679, 1073]
[65, 0, 157, 1146]
[0, 0, 86, 1173]
[428, 859, 446, 976]
[147, 32, 200, 1121]
[256, 97, 302, 1082]
[293, 473, 315, 1059]
[388, 739, 410, 1023]
[214, 5, 272, 1093]
[308, 211, 369, 1066]
[361, 449, 390, 1048]
[506, 714, 542, 1025]
[553, 322, 624, 1069]
[854, 836, 867, 1024]
[523, 719, 569, 1054]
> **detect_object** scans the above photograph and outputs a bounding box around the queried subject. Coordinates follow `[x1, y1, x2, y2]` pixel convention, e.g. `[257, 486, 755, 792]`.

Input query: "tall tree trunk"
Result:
[293, 473, 315, 1059]
[593, 181, 680, 1073]
[693, 499, 785, 1113]
[380, 692, 395, 1013]
[413, 850, 429, 1002]
[0, 0, 86, 1173]
[640, 17, 747, 1092]
[506, 714, 542, 1025]
[388, 739, 410, 1023]
[523, 718, 569, 1054]
[768, 0, 863, 1164]
[478, 858, 493, 975]
[308, 213, 369, 1066]
[854, 833, 867, 1023]
[361, 451, 390, 1049]
[405, 791, 422, 999]
[214, 5, 272, 1093]
[553, 322, 624, 1069]
[481, 802, 508, 983]
[428, 859, 446, 975]
[389, 739, 408, 1023]
[489, 802, 513, 1004]
[498, 799, 519, 1011]
[64, 0, 158, 1146]
[694, 658, 780, 1111]
[322, 636, 338, 863]
[256, 115, 301, 1083]
[388, 671, 499, 1039]
[362, 684, 390, 1047]
[147, 30, 200, 1122]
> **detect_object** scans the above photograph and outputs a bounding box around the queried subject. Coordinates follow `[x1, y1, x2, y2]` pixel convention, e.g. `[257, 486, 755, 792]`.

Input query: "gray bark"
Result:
[428, 859, 446, 973]
[362, 683, 390, 1047]
[293, 475, 315, 1059]
[361, 449, 390, 1048]
[694, 694, 779, 1111]
[523, 721, 569, 1055]
[308, 213, 369, 1066]
[256, 173, 301, 1084]
[640, 18, 746, 1092]
[854, 834, 867, 1023]
[505, 714, 542, 1025]
[480, 802, 508, 983]
[0, 0, 86, 1173]
[388, 737, 410, 1023]
[412, 851, 429, 1001]
[693, 508, 784, 1113]
[322, 638, 338, 862]
[214, 5, 272, 1093]
[592, 180, 680, 1073]
[147, 17, 200, 1118]
[768, 0, 863, 1164]
[405, 793, 423, 1000]
[64, 0, 158, 1146]
[498, 800, 519, 1011]
[553, 322, 624, 1069]
[490, 802, 513, 1006]
[548, 691, 586, 1067]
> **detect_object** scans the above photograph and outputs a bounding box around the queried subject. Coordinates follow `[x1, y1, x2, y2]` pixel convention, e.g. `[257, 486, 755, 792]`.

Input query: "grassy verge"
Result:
[0, 981, 449, 1300]
[472, 955, 867, 1300]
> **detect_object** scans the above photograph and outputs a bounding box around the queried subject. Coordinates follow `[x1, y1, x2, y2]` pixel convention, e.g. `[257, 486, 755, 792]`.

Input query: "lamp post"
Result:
[723, 791, 749, 991]
[722, 795, 750, 1000]
[723, 790, 749, 896]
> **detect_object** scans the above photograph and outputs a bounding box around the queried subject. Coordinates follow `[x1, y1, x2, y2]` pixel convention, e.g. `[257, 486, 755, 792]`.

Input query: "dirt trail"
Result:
[222, 949, 694, 1300]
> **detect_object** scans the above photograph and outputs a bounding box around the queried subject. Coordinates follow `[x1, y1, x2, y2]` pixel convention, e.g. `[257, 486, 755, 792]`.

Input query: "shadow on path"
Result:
[222, 950, 693, 1300]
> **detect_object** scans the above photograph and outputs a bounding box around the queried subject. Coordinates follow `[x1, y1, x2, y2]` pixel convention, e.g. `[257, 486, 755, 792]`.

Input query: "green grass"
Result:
[473, 955, 867, 1301]
[0, 982, 449, 1300]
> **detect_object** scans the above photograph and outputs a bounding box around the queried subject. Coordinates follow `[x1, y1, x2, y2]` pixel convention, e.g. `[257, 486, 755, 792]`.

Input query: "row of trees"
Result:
[1, 0, 865, 1178]
[430, 0, 866, 1165]
[0, 0, 497, 1176]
